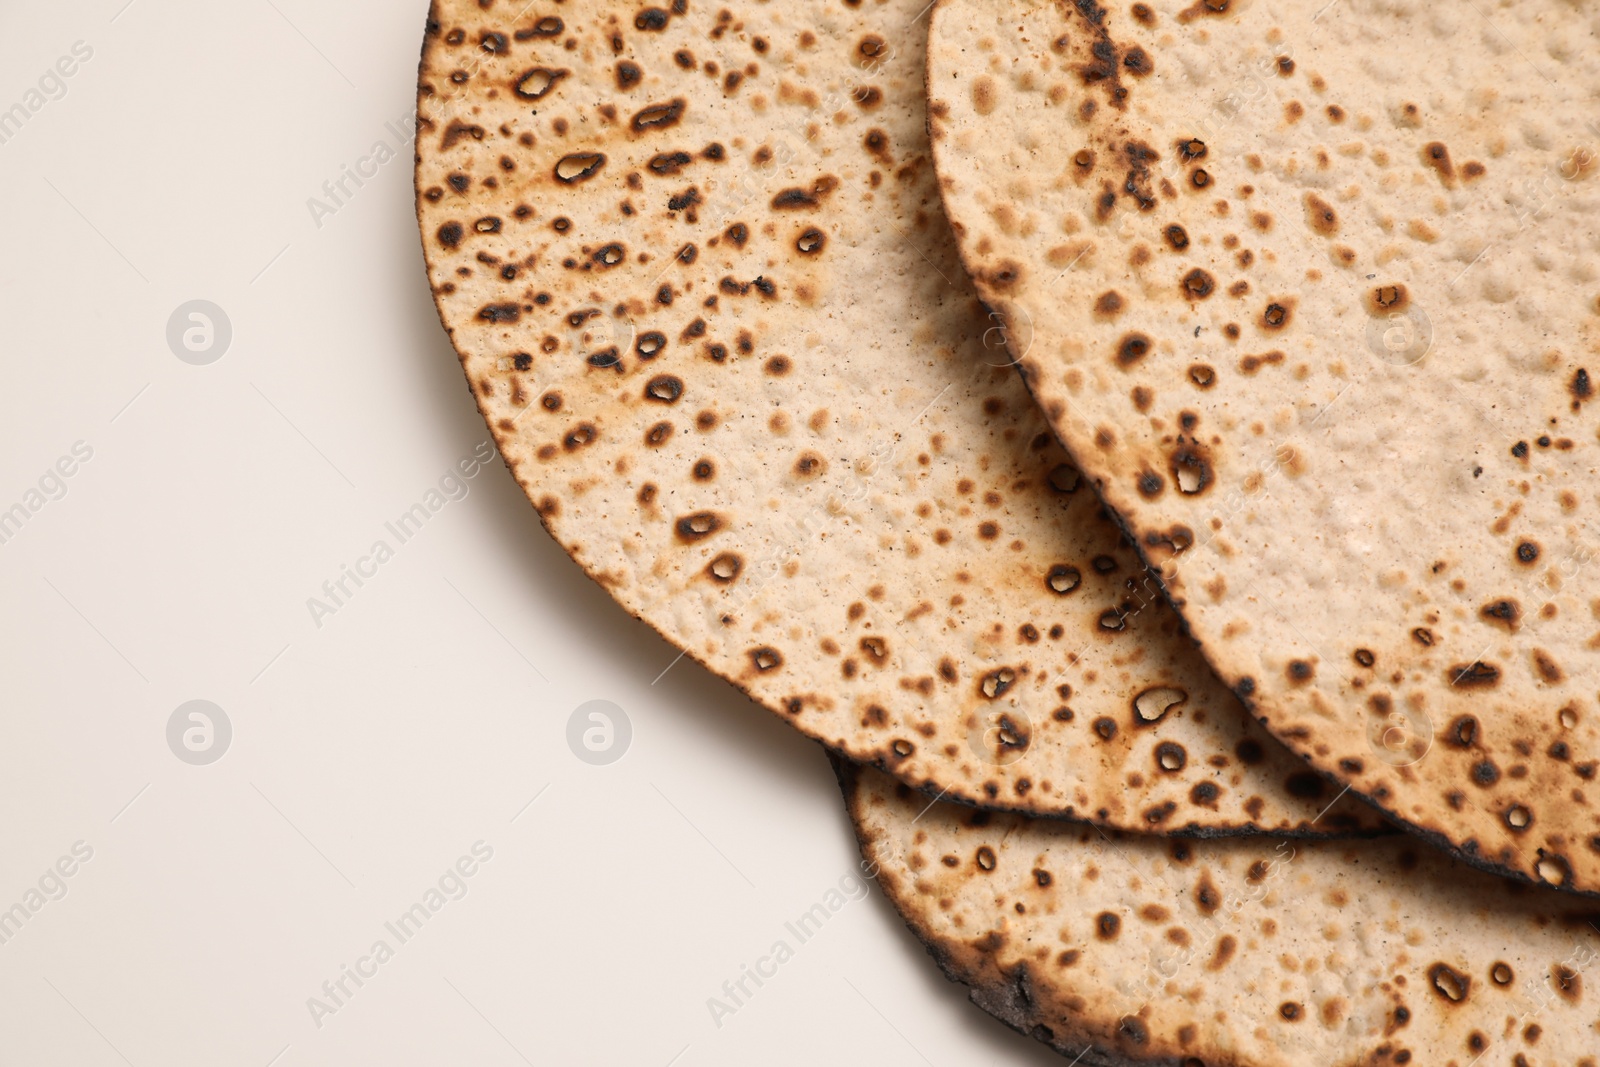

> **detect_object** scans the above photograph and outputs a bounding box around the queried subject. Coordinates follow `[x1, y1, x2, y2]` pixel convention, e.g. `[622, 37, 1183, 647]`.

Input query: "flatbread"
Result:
[844, 760, 1600, 1065]
[414, 0, 1380, 833]
[926, 0, 1600, 889]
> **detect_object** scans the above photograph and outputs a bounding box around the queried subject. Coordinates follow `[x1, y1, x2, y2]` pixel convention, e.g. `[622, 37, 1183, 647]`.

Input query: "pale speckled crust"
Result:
[842, 761, 1600, 1067]
[413, 0, 1383, 834]
[926, 0, 1600, 891]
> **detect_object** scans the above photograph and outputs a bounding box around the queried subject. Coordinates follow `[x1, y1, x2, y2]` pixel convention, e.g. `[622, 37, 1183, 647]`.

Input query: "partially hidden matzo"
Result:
[415, 0, 1376, 833]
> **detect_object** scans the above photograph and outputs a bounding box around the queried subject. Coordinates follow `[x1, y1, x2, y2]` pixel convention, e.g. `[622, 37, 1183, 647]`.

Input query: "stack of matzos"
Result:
[415, 0, 1600, 1060]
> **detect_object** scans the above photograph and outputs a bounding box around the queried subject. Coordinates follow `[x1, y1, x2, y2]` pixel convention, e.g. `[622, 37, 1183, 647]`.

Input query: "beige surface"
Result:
[846, 762, 1600, 1066]
[926, 0, 1600, 890]
[415, 0, 1381, 834]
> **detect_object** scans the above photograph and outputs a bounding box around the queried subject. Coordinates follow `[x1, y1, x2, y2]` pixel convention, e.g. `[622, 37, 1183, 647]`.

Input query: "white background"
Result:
[0, 1, 1063, 1063]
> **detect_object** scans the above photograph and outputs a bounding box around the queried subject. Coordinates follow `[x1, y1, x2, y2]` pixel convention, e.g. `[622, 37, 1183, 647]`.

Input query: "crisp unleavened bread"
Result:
[926, 0, 1600, 889]
[844, 761, 1600, 1066]
[413, 0, 1381, 833]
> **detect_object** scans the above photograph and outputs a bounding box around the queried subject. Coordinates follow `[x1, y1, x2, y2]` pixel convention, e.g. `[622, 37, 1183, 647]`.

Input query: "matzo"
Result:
[415, 0, 1376, 833]
[846, 761, 1600, 1065]
[928, 0, 1600, 888]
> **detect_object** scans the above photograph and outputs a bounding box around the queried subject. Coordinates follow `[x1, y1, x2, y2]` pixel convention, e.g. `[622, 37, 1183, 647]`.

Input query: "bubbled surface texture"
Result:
[846, 762, 1600, 1066]
[415, 0, 1381, 833]
[927, 0, 1600, 890]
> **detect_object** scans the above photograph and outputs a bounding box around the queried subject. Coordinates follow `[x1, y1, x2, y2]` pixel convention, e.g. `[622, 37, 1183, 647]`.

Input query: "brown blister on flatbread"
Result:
[415, 0, 1380, 834]
[927, 0, 1600, 890]
[843, 761, 1600, 1065]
